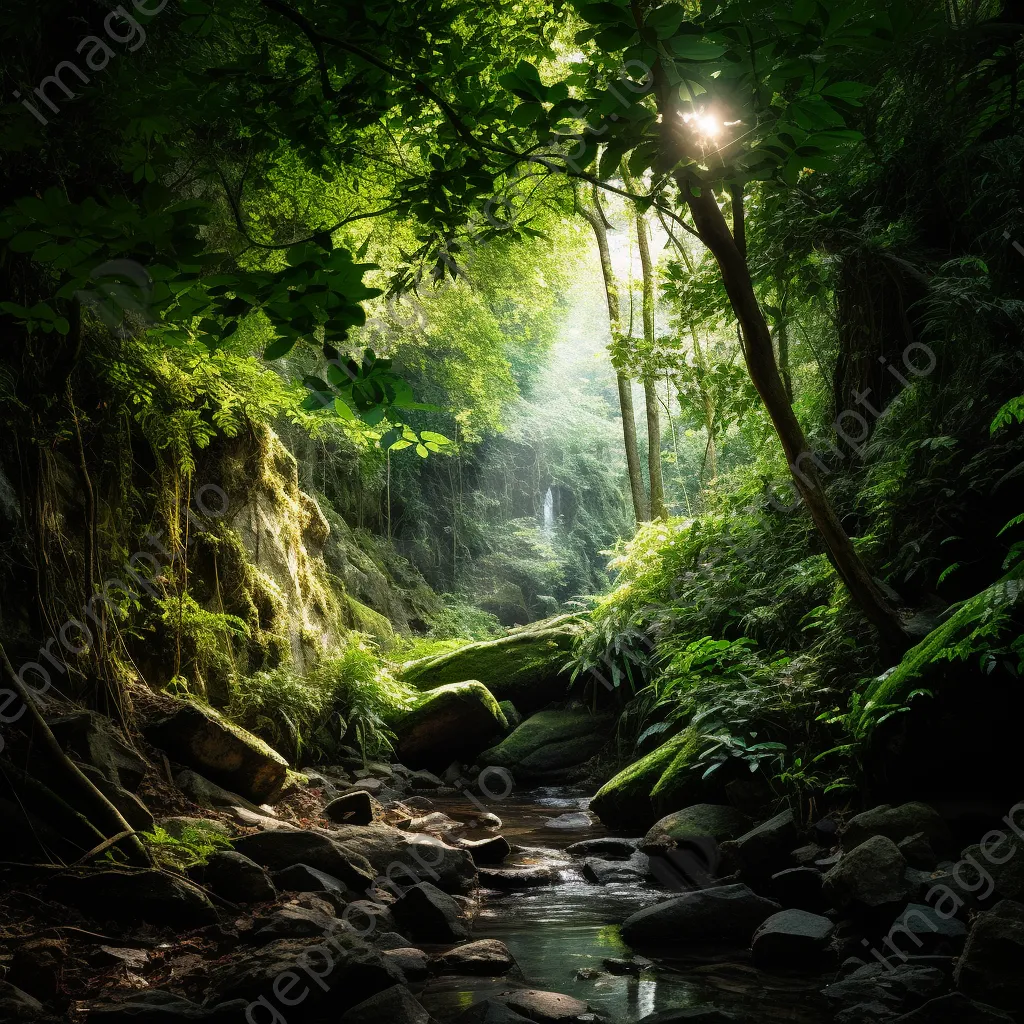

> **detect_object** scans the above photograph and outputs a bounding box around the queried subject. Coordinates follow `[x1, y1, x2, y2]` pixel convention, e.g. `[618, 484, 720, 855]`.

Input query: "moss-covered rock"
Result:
[478, 709, 614, 780]
[590, 729, 709, 831]
[342, 594, 396, 648]
[389, 681, 507, 771]
[399, 616, 583, 713]
[642, 804, 751, 853]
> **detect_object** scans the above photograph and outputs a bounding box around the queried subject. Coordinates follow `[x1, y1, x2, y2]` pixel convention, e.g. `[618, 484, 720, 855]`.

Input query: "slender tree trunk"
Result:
[581, 192, 649, 523]
[634, 209, 667, 520]
[680, 182, 907, 651]
[690, 327, 718, 482]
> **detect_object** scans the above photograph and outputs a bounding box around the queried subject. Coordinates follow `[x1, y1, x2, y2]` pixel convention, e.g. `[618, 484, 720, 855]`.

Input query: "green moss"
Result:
[399, 618, 582, 713]
[590, 730, 694, 830]
[649, 730, 708, 815]
[344, 595, 396, 648]
[479, 708, 614, 779]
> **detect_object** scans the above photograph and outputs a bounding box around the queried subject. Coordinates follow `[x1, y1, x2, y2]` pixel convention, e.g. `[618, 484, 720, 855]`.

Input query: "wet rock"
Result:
[339, 984, 431, 1023]
[641, 804, 750, 854]
[501, 989, 593, 1022]
[456, 835, 511, 865]
[954, 898, 1024, 1010]
[326, 790, 382, 826]
[621, 883, 780, 945]
[392, 882, 469, 941]
[232, 829, 376, 890]
[478, 865, 560, 889]
[383, 947, 431, 981]
[544, 812, 593, 830]
[273, 863, 350, 903]
[719, 809, 797, 878]
[884, 902, 966, 955]
[84, 990, 247, 1021]
[751, 909, 835, 967]
[199, 850, 276, 904]
[434, 939, 520, 976]
[330, 822, 477, 894]
[456, 1000, 534, 1024]
[821, 963, 946, 1017]
[46, 869, 218, 928]
[582, 852, 650, 884]
[636, 1011, 743, 1024]
[402, 811, 462, 834]
[842, 803, 950, 853]
[145, 699, 289, 804]
[565, 837, 640, 860]
[603, 957, 651, 976]
[897, 833, 938, 870]
[376, 931, 414, 950]
[390, 681, 508, 770]
[48, 710, 148, 792]
[823, 835, 913, 910]
[770, 867, 825, 912]
[204, 936, 402, 1009]
[479, 709, 614, 781]
[893, 992, 1015, 1023]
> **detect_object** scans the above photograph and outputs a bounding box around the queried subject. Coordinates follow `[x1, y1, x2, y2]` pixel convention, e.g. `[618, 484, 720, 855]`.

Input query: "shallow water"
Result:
[421, 787, 829, 1024]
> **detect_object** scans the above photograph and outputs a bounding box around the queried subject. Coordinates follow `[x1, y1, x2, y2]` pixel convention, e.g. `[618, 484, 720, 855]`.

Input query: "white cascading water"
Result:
[542, 486, 554, 537]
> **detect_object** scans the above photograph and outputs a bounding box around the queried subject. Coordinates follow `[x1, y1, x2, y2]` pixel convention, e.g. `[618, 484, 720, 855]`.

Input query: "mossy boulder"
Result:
[343, 594, 396, 648]
[478, 709, 614, 781]
[642, 804, 751, 853]
[399, 616, 582, 714]
[144, 698, 290, 804]
[389, 681, 508, 771]
[590, 729, 714, 831]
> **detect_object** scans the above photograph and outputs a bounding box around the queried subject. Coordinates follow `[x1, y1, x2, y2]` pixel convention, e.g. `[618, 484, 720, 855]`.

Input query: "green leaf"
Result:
[669, 37, 726, 61]
[263, 336, 296, 360]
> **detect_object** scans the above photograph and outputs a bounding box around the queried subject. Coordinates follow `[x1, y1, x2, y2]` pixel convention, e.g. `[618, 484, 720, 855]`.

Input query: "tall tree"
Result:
[580, 191, 649, 524]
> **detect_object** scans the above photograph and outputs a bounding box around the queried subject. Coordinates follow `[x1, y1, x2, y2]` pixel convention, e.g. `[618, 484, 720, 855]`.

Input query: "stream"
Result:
[420, 787, 829, 1023]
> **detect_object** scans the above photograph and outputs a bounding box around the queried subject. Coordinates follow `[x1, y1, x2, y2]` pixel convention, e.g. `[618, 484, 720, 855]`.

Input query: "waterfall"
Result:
[542, 486, 554, 537]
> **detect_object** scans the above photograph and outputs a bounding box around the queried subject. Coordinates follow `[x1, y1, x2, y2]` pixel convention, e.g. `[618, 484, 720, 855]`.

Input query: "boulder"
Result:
[326, 790, 383, 826]
[641, 804, 749, 854]
[339, 984, 431, 1024]
[455, 835, 511, 865]
[583, 852, 650, 884]
[0, 981, 44, 1020]
[392, 882, 469, 941]
[720, 809, 798, 878]
[382, 948, 430, 982]
[330, 822, 477, 894]
[232, 830, 376, 891]
[566, 837, 641, 860]
[273, 863, 350, 903]
[478, 709, 614, 780]
[433, 939, 520, 976]
[79, 765, 155, 834]
[823, 835, 913, 910]
[621, 883, 779, 946]
[954, 898, 1024, 1010]
[884, 902, 966, 955]
[960, 832, 1024, 902]
[376, 931, 415, 951]
[46, 869, 218, 928]
[201, 850, 276, 904]
[400, 617, 582, 713]
[158, 816, 232, 841]
[204, 936, 402, 1010]
[770, 867, 825, 913]
[893, 993, 1015, 1023]
[252, 902, 350, 945]
[842, 803, 950, 853]
[389, 681, 507, 770]
[499, 990, 593, 1023]
[175, 770, 266, 813]
[751, 909, 835, 967]
[409, 769, 446, 790]
[897, 834, 938, 870]
[499, 701, 523, 729]
[145, 700, 289, 804]
[48, 710, 148, 791]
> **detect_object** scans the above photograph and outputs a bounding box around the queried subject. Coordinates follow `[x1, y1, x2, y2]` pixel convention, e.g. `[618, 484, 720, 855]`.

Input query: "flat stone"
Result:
[621, 883, 780, 946]
[479, 865, 560, 889]
[751, 909, 835, 967]
[582, 852, 650, 884]
[565, 837, 641, 860]
[232, 830, 375, 891]
[502, 989, 592, 1022]
[456, 835, 511, 865]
